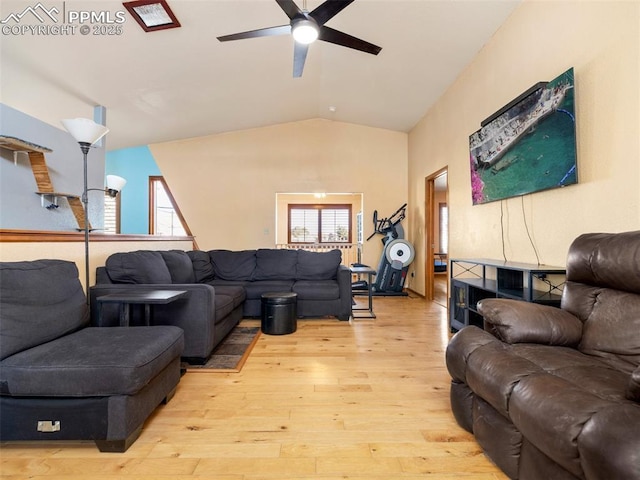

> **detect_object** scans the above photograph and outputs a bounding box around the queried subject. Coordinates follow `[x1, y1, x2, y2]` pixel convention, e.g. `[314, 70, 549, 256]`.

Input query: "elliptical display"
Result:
[353, 203, 415, 296]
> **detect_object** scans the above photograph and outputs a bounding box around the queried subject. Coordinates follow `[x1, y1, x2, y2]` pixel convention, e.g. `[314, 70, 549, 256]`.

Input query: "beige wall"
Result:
[408, 0, 640, 296]
[0, 238, 193, 292]
[149, 119, 408, 268]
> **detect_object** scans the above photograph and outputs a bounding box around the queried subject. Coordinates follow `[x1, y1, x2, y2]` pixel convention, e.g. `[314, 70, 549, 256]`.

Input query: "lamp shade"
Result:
[61, 118, 109, 145]
[106, 175, 127, 192]
[292, 19, 318, 44]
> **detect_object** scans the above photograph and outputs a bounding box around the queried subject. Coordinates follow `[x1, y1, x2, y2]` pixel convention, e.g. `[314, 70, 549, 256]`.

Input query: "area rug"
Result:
[183, 326, 261, 373]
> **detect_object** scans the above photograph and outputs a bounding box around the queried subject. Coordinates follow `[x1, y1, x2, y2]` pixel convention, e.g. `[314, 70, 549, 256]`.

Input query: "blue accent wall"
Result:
[106, 146, 160, 234]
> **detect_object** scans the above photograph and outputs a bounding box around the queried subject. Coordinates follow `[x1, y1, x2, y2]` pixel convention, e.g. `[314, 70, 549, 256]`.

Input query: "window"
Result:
[103, 193, 120, 234]
[439, 202, 448, 254]
[149, 176, 189, 236]
[288, 204, 351, 244]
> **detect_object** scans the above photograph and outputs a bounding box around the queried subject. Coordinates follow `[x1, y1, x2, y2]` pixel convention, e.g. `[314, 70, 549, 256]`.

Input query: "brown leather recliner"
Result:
[446, 231, 640, 480]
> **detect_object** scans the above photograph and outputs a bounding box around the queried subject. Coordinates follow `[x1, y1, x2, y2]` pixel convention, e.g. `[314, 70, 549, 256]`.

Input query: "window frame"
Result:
[148, 176, 191, 236]
[288, 203, 352, 244]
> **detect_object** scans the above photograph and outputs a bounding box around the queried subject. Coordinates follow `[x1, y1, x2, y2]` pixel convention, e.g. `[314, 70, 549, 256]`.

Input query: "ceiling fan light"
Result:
[292, 19, 318, 44]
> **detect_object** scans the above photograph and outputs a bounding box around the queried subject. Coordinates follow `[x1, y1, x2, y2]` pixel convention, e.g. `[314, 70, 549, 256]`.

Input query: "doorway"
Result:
[425, 168, 448, 306]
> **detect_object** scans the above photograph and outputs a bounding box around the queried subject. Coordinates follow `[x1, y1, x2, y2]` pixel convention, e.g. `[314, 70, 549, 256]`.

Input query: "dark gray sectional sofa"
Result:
[91, 248, 352, 364]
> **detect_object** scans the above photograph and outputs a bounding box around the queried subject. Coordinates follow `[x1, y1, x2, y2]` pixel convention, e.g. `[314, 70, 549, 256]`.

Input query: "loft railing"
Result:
[276, 243, 359, 267]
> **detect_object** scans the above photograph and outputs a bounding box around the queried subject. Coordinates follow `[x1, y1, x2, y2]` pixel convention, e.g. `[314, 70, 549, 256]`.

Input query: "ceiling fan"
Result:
[217, 0, 382, 78]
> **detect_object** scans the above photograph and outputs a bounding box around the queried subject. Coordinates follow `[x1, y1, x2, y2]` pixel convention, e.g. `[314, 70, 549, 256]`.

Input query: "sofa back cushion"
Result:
[187, 250, 216, 283]
[105, 250, 172, 284]
[253, 249, 298, 281]
[562, 231, 640, 372]
[296, 249, 341, 280]
[160, 250, 196, 283]
[209, 250, 256, 281]
[0, 260, 89, 360]
[565, 231, 640, 294]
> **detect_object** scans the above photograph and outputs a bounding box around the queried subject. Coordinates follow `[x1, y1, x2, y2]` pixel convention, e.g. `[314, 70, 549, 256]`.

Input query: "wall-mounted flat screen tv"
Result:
[469, 67, 577, 205]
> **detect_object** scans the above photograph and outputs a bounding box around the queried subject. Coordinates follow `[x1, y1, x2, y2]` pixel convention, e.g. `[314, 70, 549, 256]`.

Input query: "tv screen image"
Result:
[469, 68, 577, 205]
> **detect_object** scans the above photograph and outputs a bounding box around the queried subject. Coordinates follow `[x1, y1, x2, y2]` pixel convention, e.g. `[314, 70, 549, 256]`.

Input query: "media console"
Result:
[449, 258, 566, 332]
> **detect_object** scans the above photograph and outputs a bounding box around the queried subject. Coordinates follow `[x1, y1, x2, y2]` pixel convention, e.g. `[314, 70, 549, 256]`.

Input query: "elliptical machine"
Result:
[353, 203, 415, 295]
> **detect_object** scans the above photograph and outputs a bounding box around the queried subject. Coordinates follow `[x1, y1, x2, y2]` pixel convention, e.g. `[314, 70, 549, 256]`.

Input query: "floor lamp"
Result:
[61, 118, 111, 304]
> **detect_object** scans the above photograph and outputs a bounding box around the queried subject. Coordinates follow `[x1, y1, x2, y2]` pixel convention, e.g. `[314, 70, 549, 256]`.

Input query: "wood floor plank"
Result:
[0, 295, 508, 479]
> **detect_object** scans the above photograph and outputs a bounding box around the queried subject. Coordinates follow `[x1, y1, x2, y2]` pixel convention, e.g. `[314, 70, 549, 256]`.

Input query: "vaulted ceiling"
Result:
[1, 0, 520, 150]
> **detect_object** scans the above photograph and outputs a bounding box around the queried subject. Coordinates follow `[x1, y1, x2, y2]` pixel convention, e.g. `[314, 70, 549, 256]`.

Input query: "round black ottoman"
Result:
[261, 292, 297, 335]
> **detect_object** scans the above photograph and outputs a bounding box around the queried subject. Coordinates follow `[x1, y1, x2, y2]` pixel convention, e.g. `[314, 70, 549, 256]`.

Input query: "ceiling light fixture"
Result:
[292, 18, 319, 45]
[123, 0, 181, 32]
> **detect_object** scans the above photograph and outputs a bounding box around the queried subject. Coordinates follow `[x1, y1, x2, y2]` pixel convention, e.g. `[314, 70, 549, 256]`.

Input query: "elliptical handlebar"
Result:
[365, 203, 408, 241]
[388, 203, 407, 226]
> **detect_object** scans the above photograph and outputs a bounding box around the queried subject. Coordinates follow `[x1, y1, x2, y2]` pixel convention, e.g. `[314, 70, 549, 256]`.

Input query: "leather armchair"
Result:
[446, 231, 640, 480]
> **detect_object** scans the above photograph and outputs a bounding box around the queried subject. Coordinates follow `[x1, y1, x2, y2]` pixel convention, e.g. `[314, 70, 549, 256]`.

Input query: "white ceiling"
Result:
[1, 0, 520, 150]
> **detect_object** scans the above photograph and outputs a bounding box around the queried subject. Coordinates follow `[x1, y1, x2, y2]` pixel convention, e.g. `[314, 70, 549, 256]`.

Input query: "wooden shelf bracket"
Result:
[0, 135, 90, 230]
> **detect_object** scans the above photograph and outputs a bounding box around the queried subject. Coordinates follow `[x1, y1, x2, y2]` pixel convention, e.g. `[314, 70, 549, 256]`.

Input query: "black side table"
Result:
[350, 266, 377, 319]
[96, 290, 188, 327]
[261, 292, 297, 335]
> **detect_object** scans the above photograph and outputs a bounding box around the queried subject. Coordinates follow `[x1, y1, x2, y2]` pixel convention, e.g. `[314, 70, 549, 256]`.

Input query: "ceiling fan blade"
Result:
[217, 25, 290, 42]
[310, 0, 355, 25]
[293, 42, 309, 78]
[276, 0, 302, 20]
[318, 26, 381, 55]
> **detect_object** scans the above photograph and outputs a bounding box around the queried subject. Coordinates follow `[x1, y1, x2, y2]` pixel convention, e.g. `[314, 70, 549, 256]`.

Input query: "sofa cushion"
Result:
[210, 285, 246, 309]
[187, 250, 216, 283]
[214, 294, 235, 322]
[243, 280, 295, 300]
[0, 326, 184, 396]
[296, 249, 341, 280]
[509, 374, 615, 478]
[566, 231, 640, 295]
[253, 249, 297, 281]
[106, 251, 172, 284]
[160, 250, 196, 284]
[293, 280, 340, 300]
[209, 250, 256, 281]
[0, 260, 89, 360]
[577, 288, 640, 373]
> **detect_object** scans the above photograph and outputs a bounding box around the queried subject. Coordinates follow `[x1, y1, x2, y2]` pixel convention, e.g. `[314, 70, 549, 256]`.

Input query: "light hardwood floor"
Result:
[433, 274, 448, 308]
[0, 295, 507, 479]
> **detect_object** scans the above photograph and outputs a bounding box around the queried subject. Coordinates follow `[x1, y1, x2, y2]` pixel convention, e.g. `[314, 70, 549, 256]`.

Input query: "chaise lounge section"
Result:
[0, 259, 184, 452]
